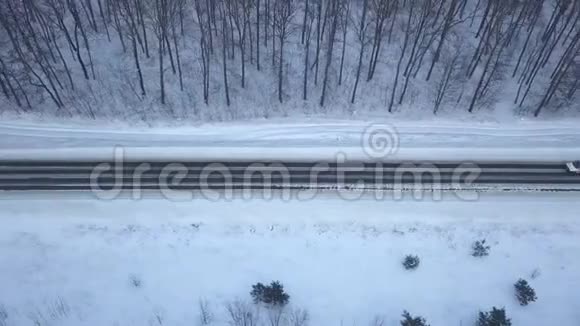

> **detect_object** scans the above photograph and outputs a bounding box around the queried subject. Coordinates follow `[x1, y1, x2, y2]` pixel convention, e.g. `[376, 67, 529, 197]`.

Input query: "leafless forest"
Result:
[0, 0, 578, 122]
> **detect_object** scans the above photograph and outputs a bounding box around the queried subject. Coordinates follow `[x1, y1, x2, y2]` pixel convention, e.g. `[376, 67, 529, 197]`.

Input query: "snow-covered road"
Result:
[1, 119, 578, 325]
[1, 120, 579, 161]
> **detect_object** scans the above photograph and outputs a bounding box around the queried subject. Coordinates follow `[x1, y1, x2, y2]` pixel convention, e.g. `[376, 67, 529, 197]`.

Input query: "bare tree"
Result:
[45, 0, 90, 80]
[534, 30, 580, 116]
[0, 0, 576, 119]
[301, 0, 310, 44]
[256, 0, 261, 70]
[198, 298, 213, 325]
[512, 0, 543, 78]
[273, 0, 296, 103]
[288, 308, 309, 326]
[110, 0, 127, 52]
[399, 0, 440, 105]
[219, 0, 231, 106]
[320, 0, 339, 107]
[137, 0, 151, 58]
[81, 0, 98, 32]
[366, 0, 392, 81]
[433, 47, 461, 114]
[388, 0, 415, 113]
[303, 0, 316, 100]
[426, 0, 460, 81]
[120, 0, 146, 97]
[67, 0, 96, 79]
[338, 0, 350, 85]
[0, 0, 64, 109]
[171, 0, 185, 91]
[97, 0, 111, 41]
[225, 301, 258, 326]
[229, 0, 252, 88]
[313, 0, 326, 85]
[195, 0, 211, 104]
[351, 0, 369, 103]
[152, 0, 172, 105]
[468, 3, 511, 113]
[0, 57, 24, 109]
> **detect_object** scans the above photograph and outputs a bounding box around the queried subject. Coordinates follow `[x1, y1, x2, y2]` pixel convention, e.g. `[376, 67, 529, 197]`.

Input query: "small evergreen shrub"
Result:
[514, 279, 537, 306]
[402, 255, 420, 270]
[250, 281, 290, 306]
[129, 274, 142, 288]
[400, 311, 429, 326]
[472, 239, 491, 257]
[477, 307, 511, 326]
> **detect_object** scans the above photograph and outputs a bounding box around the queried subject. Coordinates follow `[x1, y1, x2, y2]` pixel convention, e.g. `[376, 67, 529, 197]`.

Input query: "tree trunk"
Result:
[351, 0, 368, 103]
[320, 0, 338, 107]
[133, 35, 146, 96]
[257, 0, 261, 71]
[221, 7, 231, 107]
[338, 1, 349, 86]
[159, 36, 165, 105]
[301, 0, 309, 44]
[278, 37, 284, 103]
[389, 0, 414, 113]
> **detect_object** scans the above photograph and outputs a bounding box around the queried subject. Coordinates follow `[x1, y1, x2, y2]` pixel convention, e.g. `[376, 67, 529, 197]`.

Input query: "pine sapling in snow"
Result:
[477, 307, 511, 326]
[472, 239, 491, 257]
[403, 255, 420, 270]
[129, 274, 142, 288]
[400, 311, 429, 326]
[514, 279, 537, 306]
[250, 281, 290, 306]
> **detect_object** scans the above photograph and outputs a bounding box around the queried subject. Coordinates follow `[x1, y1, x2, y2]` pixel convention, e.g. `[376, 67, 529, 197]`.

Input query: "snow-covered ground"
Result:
[0, 193, 579, 326]
[1, 119, 580, 161]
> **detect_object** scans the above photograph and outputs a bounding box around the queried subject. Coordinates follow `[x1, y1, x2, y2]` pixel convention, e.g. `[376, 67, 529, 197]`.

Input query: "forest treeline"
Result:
[0, 0, 578, 120]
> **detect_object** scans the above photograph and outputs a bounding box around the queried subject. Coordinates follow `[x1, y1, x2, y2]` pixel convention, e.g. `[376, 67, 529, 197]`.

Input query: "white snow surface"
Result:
[0, 119, 579, 161]
[0, 193, 579, 326]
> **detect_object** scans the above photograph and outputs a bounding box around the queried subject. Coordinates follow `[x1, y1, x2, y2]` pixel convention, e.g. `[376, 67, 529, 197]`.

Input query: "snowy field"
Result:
[1, 120, 580, 161]
[0, 193, 579, 326]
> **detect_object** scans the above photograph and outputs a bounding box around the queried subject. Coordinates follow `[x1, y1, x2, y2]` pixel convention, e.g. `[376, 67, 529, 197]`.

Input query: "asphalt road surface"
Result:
[0, 160, 578, 191]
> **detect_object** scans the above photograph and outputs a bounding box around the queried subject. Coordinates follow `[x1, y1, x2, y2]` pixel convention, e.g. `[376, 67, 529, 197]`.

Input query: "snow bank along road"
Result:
[2, 120, 580, 162]
[0, 160, 579, 192]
